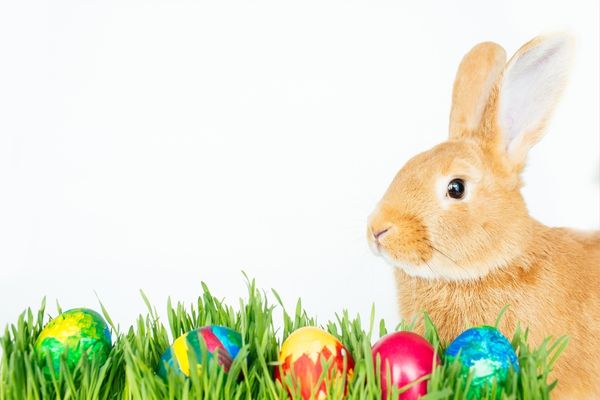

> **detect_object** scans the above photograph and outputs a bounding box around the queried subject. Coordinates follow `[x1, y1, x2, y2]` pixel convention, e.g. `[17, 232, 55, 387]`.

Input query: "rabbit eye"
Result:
[447, 178, 465, 199]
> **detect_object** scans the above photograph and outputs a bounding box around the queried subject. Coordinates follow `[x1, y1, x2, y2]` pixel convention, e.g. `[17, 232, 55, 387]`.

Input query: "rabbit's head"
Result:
[368, 34, 574, 280]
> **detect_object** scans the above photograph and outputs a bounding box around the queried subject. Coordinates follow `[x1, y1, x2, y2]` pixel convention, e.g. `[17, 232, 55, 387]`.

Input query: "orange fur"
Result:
[368, 35, 599, 398]
[449, 42, 506, 139]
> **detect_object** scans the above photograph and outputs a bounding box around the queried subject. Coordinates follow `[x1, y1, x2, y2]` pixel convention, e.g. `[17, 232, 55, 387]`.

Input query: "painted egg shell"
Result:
[275, 326, 355, 400]
[35, 308, 112, 376]
[445, 326, 519, 395]
[158, 325, 242, 378]
[372, 331, 440, 400]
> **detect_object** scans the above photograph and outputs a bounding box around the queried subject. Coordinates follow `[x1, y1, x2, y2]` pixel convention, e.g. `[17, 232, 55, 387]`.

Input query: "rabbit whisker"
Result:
[429, 244, 468, 272]
[424, 260, 437, 276]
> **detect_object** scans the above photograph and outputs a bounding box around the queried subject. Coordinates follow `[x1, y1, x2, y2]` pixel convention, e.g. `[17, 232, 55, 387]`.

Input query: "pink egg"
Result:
[372, 332, 440, 400]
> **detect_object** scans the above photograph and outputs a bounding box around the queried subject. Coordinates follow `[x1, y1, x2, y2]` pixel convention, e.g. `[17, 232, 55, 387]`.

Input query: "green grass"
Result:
[0, 275, 567, 399]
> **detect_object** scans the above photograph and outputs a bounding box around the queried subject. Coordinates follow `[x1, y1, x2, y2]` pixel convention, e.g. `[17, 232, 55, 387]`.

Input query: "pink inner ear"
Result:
[498, 35, 573, 156]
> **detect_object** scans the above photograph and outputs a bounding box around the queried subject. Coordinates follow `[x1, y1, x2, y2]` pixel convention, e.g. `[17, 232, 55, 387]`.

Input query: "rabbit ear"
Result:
[449, 42, 506, 140]
[487, 34, 574, 170]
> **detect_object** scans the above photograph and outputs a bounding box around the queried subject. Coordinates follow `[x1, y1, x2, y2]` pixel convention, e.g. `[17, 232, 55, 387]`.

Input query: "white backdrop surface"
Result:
[0, 1, 598, 332]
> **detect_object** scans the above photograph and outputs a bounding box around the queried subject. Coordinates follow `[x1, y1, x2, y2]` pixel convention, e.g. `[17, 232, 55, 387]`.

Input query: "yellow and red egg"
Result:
[275, 326, 354, 400]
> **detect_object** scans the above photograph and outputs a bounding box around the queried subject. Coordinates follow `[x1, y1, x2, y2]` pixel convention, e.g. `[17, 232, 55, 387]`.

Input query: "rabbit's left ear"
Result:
[487, 34, 574, 171]
[449, 42, 506, 139]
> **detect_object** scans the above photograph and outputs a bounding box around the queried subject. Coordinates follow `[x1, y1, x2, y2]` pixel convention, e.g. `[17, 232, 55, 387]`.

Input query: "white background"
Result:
[0, 1, 598, 334]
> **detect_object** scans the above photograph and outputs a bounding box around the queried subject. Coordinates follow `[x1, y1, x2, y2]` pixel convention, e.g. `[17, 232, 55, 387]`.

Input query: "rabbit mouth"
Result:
[367, 230, 385, 256]
[368, 226, 434, 266]
[370, 231, 492, 281]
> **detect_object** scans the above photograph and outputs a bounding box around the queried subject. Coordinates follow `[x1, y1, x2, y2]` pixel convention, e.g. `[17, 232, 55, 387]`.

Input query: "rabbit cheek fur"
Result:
[368, 35, 600, 398]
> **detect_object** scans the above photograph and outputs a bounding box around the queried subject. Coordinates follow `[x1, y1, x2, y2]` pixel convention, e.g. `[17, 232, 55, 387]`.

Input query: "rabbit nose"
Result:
[373, 227, 390, 241]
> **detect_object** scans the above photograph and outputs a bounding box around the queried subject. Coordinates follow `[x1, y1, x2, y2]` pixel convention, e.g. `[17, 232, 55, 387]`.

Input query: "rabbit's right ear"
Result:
[482, 34, 574, 172]
[449, 42, 506, 140]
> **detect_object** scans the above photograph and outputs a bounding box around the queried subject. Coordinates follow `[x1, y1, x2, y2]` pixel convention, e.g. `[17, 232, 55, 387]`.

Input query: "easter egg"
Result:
[158, 325, 242, 378]
[35, 308, 112, 376]
[275, 326, 354, 400]
[445, 326, 519, 396]
[371, 331, 440, 400]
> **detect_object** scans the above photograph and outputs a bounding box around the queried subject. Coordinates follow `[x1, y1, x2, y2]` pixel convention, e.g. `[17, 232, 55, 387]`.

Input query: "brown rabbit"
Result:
[367, 34, 600, 399]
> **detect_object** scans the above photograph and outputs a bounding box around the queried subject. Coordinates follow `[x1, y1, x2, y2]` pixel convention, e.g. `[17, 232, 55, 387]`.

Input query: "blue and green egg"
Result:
[445, 326, 519, 396]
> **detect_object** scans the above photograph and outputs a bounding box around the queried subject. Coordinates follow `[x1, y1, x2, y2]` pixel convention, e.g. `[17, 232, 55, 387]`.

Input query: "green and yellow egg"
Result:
[35, 308, 112, 376]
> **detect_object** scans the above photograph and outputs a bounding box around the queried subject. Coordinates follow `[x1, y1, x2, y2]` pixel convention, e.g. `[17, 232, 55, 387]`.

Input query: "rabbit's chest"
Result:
[394, 269, 518, 342]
